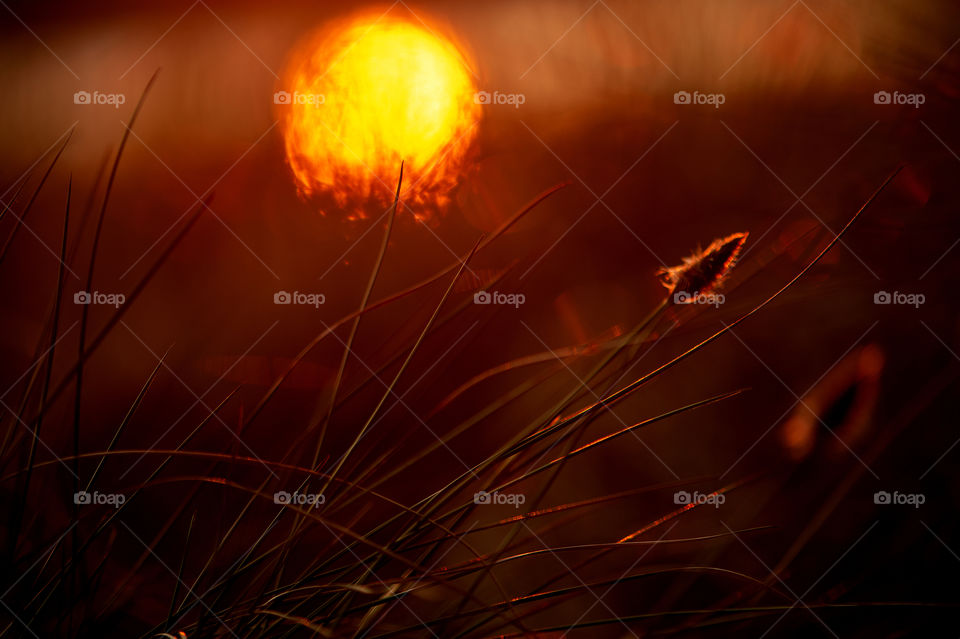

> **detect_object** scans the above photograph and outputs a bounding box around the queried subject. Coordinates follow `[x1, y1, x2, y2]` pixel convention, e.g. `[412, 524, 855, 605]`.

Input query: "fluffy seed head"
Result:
[657, 232, 749, 298]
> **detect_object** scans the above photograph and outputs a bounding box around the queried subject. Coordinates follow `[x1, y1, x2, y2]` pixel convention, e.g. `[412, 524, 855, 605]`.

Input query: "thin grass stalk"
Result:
[25, 192, 212, 429]
[271, 163, 404, 602]
[70, 72, 158, 608]
[238, 182, 568, 434]
[323, 235, 487, 630]
[9, 177, 71, 562]
[0, 129, 74, 264]
[313, 162, 403, 468]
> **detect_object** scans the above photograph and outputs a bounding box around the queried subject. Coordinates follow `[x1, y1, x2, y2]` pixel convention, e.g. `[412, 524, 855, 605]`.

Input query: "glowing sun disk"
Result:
[280, 15, 480, 218]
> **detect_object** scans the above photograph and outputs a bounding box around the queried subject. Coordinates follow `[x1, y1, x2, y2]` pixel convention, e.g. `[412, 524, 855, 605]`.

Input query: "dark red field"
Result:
[1, 1, 959, 637]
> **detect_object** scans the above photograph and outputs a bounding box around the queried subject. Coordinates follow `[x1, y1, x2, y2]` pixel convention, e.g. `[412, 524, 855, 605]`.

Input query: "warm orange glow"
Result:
[278, 14, 481, 219]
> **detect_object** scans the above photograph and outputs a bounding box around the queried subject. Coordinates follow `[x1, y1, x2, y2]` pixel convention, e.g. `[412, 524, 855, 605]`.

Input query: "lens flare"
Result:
[278, 14, 481, 219]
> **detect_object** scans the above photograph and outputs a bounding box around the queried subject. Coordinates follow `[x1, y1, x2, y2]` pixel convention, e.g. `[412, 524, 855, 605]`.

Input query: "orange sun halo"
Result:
[278, 14, 481, 219]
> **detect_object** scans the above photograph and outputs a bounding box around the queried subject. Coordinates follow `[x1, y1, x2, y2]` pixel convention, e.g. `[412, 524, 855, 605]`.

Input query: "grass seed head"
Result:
[657, 231, 748, 300]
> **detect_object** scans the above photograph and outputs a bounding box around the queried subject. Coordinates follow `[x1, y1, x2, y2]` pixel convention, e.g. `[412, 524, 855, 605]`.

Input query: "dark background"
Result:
[1, 1, 959, 636]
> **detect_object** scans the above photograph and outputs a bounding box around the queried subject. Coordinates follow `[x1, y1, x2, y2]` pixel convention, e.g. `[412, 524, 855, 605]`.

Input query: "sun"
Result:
[278, 13, 481, 219]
